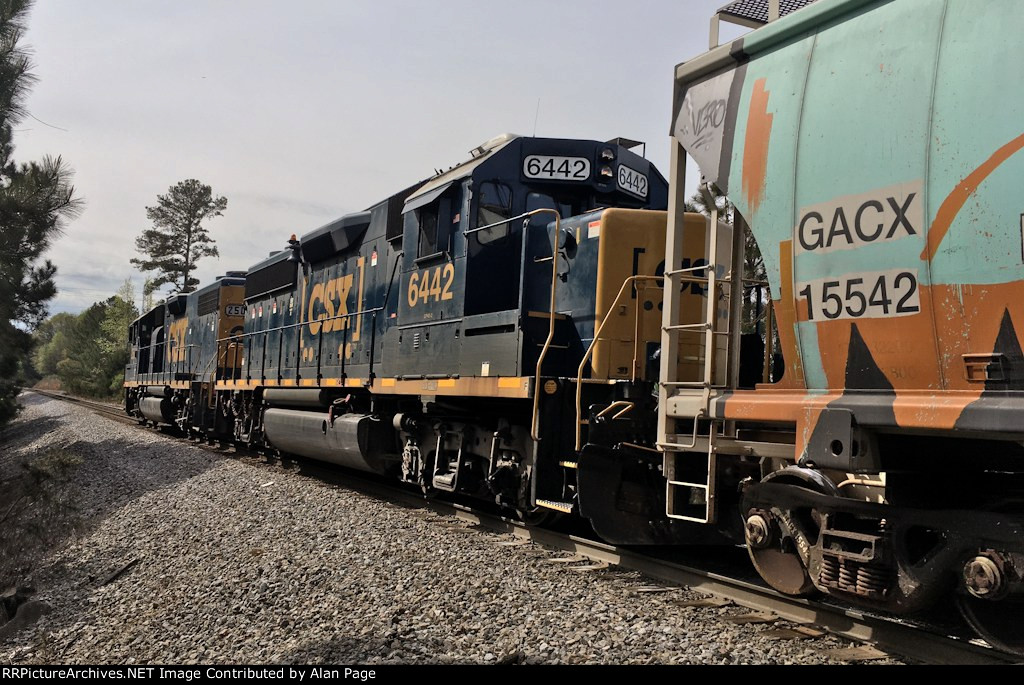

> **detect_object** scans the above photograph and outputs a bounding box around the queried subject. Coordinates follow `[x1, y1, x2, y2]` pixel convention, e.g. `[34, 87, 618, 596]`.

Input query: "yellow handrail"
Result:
[529, 207, 564, 442]
[574, 275, 664, 451]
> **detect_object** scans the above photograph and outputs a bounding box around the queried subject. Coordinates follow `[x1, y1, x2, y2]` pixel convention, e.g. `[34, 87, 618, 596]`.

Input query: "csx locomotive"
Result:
[126, 0, 1024, 653]
[125, 132, 691, 518]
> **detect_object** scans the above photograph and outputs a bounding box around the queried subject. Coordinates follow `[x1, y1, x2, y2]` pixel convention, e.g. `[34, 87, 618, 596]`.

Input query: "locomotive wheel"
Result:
[957, 595, 1024, 655]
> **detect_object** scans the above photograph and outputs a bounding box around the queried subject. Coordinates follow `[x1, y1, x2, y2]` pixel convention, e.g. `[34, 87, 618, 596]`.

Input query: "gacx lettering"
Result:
[795, 182, 922, 255]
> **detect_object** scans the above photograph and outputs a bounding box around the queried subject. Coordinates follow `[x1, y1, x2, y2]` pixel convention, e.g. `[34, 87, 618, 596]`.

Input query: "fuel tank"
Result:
[262, 408, 397, 475]
[139, 396, 174, 424]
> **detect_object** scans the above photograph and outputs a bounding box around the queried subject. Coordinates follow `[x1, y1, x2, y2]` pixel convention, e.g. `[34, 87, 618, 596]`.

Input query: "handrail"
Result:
[463, 211, 535, 236]
[367, 250, 403, 384]
[574, 275, 664, 451]
[527, 207, 565, 442]
[134, 255, 405, 389]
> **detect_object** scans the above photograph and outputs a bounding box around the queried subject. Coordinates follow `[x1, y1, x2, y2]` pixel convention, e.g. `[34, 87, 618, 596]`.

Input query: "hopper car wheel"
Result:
[745, 468, 835, 597]
[955, 502, 1024, 655]
[746, 514, 816, 596]
[957, 595, 1024, 656]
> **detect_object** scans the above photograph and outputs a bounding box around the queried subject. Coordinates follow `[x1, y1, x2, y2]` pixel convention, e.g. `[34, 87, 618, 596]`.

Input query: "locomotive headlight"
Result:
[600, 148, 615, 161]
[599, 165, 614, 178]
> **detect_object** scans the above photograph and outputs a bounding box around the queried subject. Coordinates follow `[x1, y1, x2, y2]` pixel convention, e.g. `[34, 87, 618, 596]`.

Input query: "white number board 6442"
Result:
[617, 164, 648, 198]
[523, 155, 590, 181]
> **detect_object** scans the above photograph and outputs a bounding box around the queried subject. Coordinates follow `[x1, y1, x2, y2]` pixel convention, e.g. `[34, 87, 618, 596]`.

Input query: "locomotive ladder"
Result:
[657, 173, 746, 524]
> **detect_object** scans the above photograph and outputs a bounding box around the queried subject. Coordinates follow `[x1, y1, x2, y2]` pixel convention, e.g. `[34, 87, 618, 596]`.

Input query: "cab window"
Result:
[475, 182, 513, 245]
[418, 185, 462, 259]
[526, 192, 576, 228]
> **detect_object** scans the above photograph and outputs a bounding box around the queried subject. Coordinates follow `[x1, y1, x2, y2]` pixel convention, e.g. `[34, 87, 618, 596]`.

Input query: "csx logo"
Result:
[653, 258, 711, 296]
[167, 317, 188, 363]
[308, 274, 354, 335]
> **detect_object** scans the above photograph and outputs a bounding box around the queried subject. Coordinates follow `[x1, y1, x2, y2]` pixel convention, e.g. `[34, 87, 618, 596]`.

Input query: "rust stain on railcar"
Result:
[742, 78, 773, 213]
[771, 239, 805, 389]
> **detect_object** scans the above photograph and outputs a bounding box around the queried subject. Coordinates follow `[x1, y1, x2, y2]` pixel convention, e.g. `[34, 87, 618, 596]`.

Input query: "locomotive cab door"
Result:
[464, 180, 520, 316]
[389, 182, 465, 378]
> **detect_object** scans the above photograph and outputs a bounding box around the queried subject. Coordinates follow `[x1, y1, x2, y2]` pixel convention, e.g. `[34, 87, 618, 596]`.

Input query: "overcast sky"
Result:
[17, 0, 747, 315]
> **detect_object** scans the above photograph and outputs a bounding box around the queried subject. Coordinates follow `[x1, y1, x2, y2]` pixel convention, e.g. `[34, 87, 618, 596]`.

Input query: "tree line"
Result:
[30, 281, 138, 398]
[0, 0, 228, 427]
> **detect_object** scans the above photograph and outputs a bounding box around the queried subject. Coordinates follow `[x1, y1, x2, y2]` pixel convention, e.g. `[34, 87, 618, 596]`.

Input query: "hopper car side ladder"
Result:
[658, 151, 746, 524]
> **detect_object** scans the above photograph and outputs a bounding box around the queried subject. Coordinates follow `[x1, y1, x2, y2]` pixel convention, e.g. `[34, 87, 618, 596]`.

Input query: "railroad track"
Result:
[29, 389, 1019, 665]
[31, 389, 136, 424]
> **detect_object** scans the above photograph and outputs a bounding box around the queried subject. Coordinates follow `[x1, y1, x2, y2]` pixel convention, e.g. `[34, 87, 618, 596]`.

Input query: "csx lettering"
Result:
[654, 258, 710, 296]
[796, 182, 922, 254]
[307, 274, 354, 335]
[407, 264, 455, 308]
[167, 318, 188, 363]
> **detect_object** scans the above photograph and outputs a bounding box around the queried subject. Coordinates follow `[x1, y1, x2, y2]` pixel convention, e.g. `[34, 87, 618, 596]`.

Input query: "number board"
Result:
[225, 304, 246, 317]
[523, 155, 590, 182]
[796, 269, 920, 322]
[616, 164, 648, 198]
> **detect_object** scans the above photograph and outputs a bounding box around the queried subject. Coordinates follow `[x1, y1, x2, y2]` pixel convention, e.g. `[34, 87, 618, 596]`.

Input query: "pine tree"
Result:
[0, 0, 82, 425]
[131, 179, 227, 294]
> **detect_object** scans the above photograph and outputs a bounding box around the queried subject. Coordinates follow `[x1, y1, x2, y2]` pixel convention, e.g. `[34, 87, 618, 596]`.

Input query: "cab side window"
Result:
[526, 192, 576, 229]
[418, 185, 462, 259]
[475, 181, 513, 245]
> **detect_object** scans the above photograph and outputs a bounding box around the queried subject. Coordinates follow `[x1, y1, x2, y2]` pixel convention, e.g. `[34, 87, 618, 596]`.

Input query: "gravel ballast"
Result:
[0, 393, 904, 664]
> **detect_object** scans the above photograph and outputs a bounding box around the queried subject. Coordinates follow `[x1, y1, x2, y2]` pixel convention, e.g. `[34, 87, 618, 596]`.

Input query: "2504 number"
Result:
[797, 270, 920, 321]
[407, 264, 455, 308]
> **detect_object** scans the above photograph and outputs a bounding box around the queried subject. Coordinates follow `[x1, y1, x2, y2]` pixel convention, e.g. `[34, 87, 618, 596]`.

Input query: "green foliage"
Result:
[131, 179, 227, 293]
[98, 279, 136, 355]
[31, 311, 75, 376]
[0, 0, 82, 427]
[33, 287, 137, 398]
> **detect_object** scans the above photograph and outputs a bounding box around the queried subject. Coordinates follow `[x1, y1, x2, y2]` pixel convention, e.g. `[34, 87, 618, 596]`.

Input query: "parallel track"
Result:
[29, 389, 1019, 665]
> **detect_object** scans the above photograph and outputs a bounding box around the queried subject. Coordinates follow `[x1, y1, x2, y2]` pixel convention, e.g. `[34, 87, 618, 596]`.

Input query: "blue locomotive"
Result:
[125, 132, 737, 518]
[125, 133, 722, 520]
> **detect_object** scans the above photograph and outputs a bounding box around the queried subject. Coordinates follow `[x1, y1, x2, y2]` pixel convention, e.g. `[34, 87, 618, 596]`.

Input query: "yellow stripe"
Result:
[213, 376, 534, 399]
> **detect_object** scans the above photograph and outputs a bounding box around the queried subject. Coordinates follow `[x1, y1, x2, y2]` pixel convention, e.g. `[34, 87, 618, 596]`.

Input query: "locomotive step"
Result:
[536, 499, 574, 514]
[432, 472, 457, 492]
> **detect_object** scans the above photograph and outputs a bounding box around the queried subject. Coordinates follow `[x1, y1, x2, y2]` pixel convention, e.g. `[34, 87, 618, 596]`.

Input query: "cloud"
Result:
[19, 0, 726, 317]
